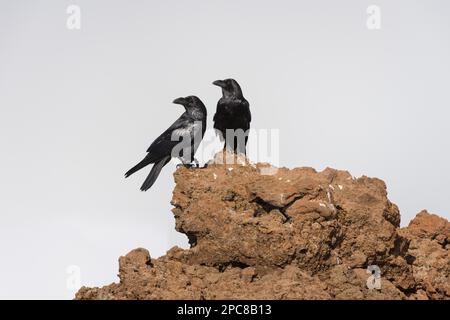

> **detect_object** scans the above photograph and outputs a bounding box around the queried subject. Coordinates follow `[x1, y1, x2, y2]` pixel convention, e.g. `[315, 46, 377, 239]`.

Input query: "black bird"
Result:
[125, 96, 207, 191]
[212, 78, 251, 154]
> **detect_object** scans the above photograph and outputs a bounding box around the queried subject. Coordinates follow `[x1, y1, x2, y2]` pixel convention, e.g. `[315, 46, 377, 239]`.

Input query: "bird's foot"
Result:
[177, 158, 200, 169]
[193, 158, 200, 168]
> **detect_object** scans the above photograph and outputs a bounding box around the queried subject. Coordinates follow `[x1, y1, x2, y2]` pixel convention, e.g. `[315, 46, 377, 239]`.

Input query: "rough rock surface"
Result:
[76, 153, 449, 300]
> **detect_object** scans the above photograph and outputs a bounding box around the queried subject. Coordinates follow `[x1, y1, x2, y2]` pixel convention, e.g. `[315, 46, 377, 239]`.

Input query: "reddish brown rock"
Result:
[398, 210, 449, 299]
[405, 210, 450, 244]
[75, 152, 449, 300]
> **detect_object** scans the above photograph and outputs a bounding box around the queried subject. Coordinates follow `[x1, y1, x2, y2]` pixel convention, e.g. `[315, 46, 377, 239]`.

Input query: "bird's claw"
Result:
[184, 158, 200, 169]
[177, 163, 197, 169]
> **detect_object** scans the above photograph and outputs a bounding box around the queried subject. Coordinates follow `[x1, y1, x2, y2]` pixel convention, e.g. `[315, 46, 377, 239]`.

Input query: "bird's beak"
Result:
[172, 97, 186, 105]
[212, 80, 226, 88]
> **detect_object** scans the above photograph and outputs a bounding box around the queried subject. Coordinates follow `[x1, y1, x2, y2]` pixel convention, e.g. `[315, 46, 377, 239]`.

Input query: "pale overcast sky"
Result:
[0, 0, 449, 299]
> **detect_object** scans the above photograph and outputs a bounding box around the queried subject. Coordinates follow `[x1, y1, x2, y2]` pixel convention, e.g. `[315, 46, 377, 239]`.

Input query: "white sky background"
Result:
[0, 0, 449, 299]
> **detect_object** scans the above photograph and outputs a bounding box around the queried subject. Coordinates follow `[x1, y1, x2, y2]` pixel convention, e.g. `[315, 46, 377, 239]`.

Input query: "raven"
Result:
[212, 78, 251, 154]
[125, 96, 207, 191]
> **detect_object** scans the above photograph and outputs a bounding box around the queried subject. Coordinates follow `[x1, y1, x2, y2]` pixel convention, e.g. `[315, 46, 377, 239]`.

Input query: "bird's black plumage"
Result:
[212, 79, 251, 154]
[125, 96, 207, 191]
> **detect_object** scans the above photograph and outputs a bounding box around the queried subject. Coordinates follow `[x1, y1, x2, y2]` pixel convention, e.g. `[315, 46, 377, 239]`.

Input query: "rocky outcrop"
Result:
[76, 153, 449, 300]
[398, 211, 449, 299]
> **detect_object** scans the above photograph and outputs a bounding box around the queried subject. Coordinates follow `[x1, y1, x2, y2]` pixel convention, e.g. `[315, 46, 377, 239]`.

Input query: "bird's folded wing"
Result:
[146, 114, 193, 158]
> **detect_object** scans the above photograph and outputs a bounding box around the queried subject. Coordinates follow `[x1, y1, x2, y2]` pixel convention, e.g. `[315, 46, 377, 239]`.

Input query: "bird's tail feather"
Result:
[140, 156, 171, 191]
[125, 156, 153, 178]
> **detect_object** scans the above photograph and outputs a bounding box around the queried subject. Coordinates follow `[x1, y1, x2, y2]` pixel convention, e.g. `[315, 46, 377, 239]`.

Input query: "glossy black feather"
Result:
[125, 96, 207, 191]
[213, 79, 251, 154]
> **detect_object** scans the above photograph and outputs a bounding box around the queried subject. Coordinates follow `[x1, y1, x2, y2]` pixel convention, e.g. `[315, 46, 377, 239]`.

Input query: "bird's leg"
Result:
[176, 156, 189, 168]
[184, 159, 199, 169]
[192, 158, 200, 168]
[177, 156, 196, 169]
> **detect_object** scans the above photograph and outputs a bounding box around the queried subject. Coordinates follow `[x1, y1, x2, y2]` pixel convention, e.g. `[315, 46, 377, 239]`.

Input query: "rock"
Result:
[75, 151, 449, 300]
[398, 211, 450, 299]
[405, 210, 449, 243]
